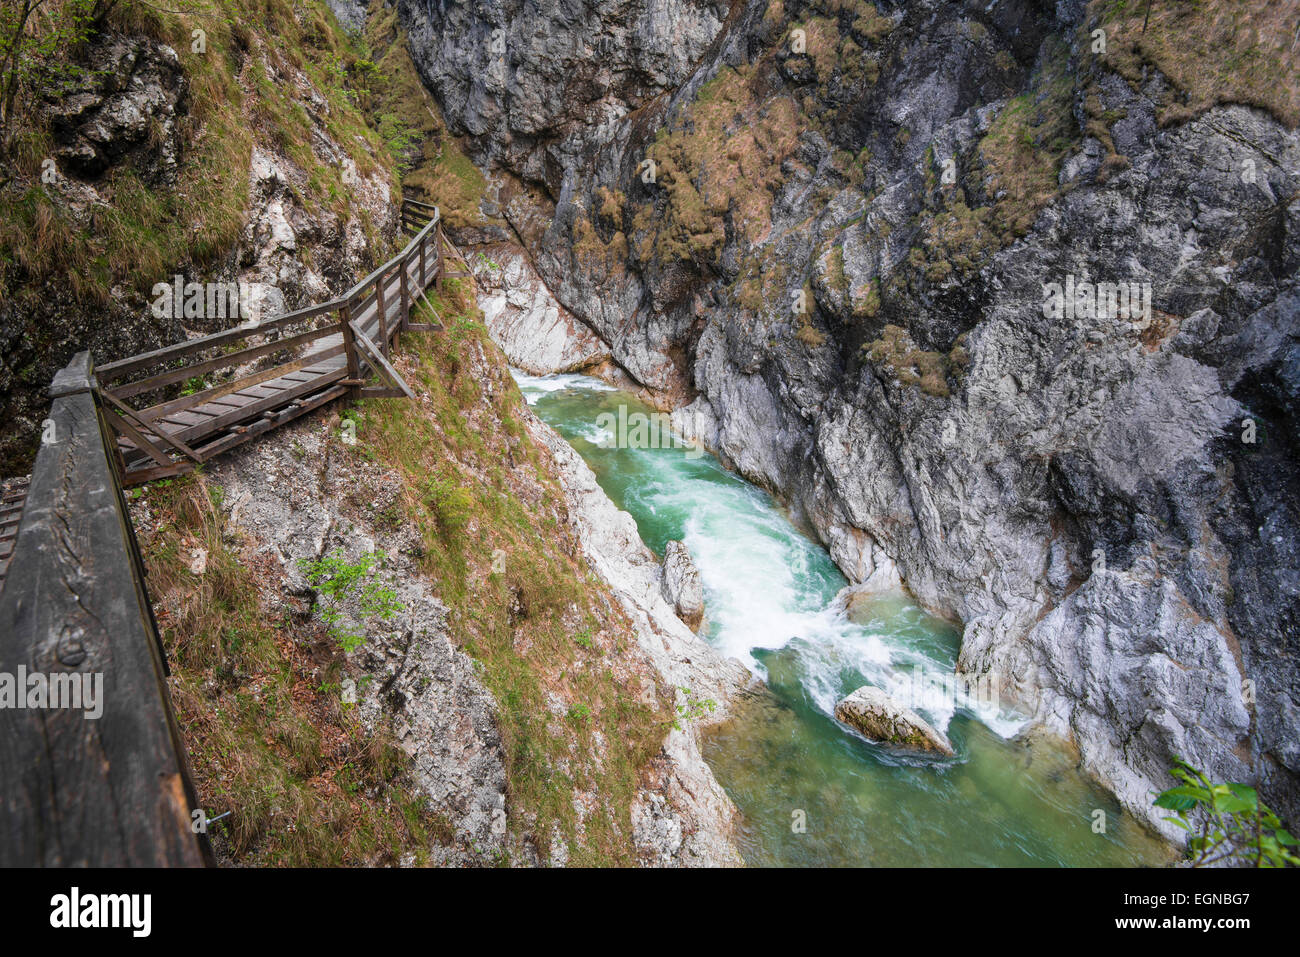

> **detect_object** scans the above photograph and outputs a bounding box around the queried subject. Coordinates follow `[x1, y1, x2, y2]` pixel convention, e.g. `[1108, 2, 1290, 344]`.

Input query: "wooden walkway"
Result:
[95, 198, 461, 486]
[0, 196, 466, 865]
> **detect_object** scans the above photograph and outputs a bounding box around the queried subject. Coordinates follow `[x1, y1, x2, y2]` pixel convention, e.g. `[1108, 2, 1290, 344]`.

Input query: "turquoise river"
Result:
[515, 370, 1173, 867]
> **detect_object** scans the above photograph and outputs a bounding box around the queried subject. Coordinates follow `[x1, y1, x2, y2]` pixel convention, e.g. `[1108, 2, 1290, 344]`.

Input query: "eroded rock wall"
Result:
[400, 0, 1300, 833]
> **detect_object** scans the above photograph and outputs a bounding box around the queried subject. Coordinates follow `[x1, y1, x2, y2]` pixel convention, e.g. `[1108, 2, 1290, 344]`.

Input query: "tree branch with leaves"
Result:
[1155, 758, 1299, 868]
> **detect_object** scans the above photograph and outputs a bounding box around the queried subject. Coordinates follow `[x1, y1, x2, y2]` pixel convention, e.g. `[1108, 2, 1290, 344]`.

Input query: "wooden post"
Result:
[340, 303, 362, 398]
[420, 230, 427, 290]
[399, 252, 410, 336]
[435, 223, 444, 292]
[374, 268, 390, 356]
[0, 352, 209, 866]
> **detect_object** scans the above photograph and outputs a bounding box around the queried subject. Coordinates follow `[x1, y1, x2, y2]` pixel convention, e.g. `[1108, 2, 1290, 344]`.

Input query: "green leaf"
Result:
[1154, 785, 1205, 811]
[1212, 793, 1257, 815]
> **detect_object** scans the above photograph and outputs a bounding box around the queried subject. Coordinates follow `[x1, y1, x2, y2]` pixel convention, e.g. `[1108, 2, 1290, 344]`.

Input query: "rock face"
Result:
[400, 0, 1300, 835]
[660, 539, 705, 629]
[476, 246, 611, 373]
[525, 415, 750, 866]
[396, 0, 729, 183]
[46, 34, 189, 184]
[835, 686, 955, 756]
[202, 418, 510, 862]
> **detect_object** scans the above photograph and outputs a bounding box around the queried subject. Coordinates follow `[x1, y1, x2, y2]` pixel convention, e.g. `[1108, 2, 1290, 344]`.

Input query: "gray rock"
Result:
[396, 0, 728, 187]
[46, 35, 188, 183]
[476, 246, 611, 373]
[405, 0, 1300, 835]
[660, 540, 704, 629]
[835, 686, 955, 756]
[201, 419, 509, 862]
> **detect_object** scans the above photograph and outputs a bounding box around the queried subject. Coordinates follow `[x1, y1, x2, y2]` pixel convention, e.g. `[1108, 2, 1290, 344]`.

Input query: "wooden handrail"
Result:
[99, 207, 440, 388]
[0, 353, 210, 866]
[0, 197, 452, 866]
[90, 198, 443, 486]
[97, 300, 340, 382]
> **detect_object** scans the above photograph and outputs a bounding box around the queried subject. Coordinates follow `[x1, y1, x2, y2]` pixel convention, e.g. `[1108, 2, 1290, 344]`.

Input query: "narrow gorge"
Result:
[392, 0, 1300, 846]
[1, 0, 1297, 873]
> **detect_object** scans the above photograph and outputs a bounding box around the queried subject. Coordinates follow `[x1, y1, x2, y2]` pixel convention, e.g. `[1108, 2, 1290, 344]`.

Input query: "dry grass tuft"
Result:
[1090, 0, 1299, 128]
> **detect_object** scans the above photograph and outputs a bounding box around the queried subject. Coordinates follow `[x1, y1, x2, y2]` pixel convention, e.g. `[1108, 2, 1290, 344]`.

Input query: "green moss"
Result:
[795, 320, 827, 348]
[596, 185, 625, 230]
[850, 277, 880, 319]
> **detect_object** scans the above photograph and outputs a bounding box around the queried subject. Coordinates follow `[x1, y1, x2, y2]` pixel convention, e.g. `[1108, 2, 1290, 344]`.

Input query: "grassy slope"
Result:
[1089, 0, 1299, 129]
[140, 282, 672, 865]
[139, 476, 441, 865]
[348, 282, 672, 864]
[362, 4, 488, 228]
[0, 0, 396, 308]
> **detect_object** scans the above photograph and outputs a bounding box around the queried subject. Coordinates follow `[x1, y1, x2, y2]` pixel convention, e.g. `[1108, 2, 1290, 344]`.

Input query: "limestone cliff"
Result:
[395, 0, 1300, 834]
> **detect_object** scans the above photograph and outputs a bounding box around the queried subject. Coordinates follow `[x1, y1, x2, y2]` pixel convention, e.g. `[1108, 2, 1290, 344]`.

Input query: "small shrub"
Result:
[1155, 758, 1299, 868]
[671, 687, 716, 730]
[420, 474, 474, 534]
[298, 549, 402, 652]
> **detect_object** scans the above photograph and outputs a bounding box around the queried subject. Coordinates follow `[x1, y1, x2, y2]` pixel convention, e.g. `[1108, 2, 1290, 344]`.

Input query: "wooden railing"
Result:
[0, 352, 210, 866]
[0, 197, 453, 864]
[94, 199, 445, 486]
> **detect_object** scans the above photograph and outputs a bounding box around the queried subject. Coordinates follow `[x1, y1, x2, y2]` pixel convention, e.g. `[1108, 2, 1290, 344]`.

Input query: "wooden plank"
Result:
[435, 223, 444, 291]
[375, 267, 390, 354]
[120, 462, 191, 486]
[402, 197, 440, 212]
[138, 344, 345, 424]
[0, 352, 208, 866]
[348, 321, 416, 400]
[157, 368, 350, 449]
[399, 255, 410, 334]
[176, 384, 350, 467]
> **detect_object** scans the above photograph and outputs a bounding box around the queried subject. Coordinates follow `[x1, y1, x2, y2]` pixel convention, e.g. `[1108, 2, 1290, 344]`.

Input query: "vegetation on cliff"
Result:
[138, 282, 673, 865]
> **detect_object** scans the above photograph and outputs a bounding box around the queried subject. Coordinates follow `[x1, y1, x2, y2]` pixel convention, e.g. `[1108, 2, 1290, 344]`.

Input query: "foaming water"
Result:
[517, 370, 1173, 866]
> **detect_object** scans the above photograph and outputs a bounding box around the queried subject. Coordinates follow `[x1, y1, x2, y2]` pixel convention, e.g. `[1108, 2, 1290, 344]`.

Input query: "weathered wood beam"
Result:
[0, 352, 208, 866]
[347, 321, 416, 400]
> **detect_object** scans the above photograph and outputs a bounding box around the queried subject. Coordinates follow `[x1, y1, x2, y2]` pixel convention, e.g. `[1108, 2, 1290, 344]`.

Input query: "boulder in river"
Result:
[661, 540, 705, 630]
[834, 686, 954, 756]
